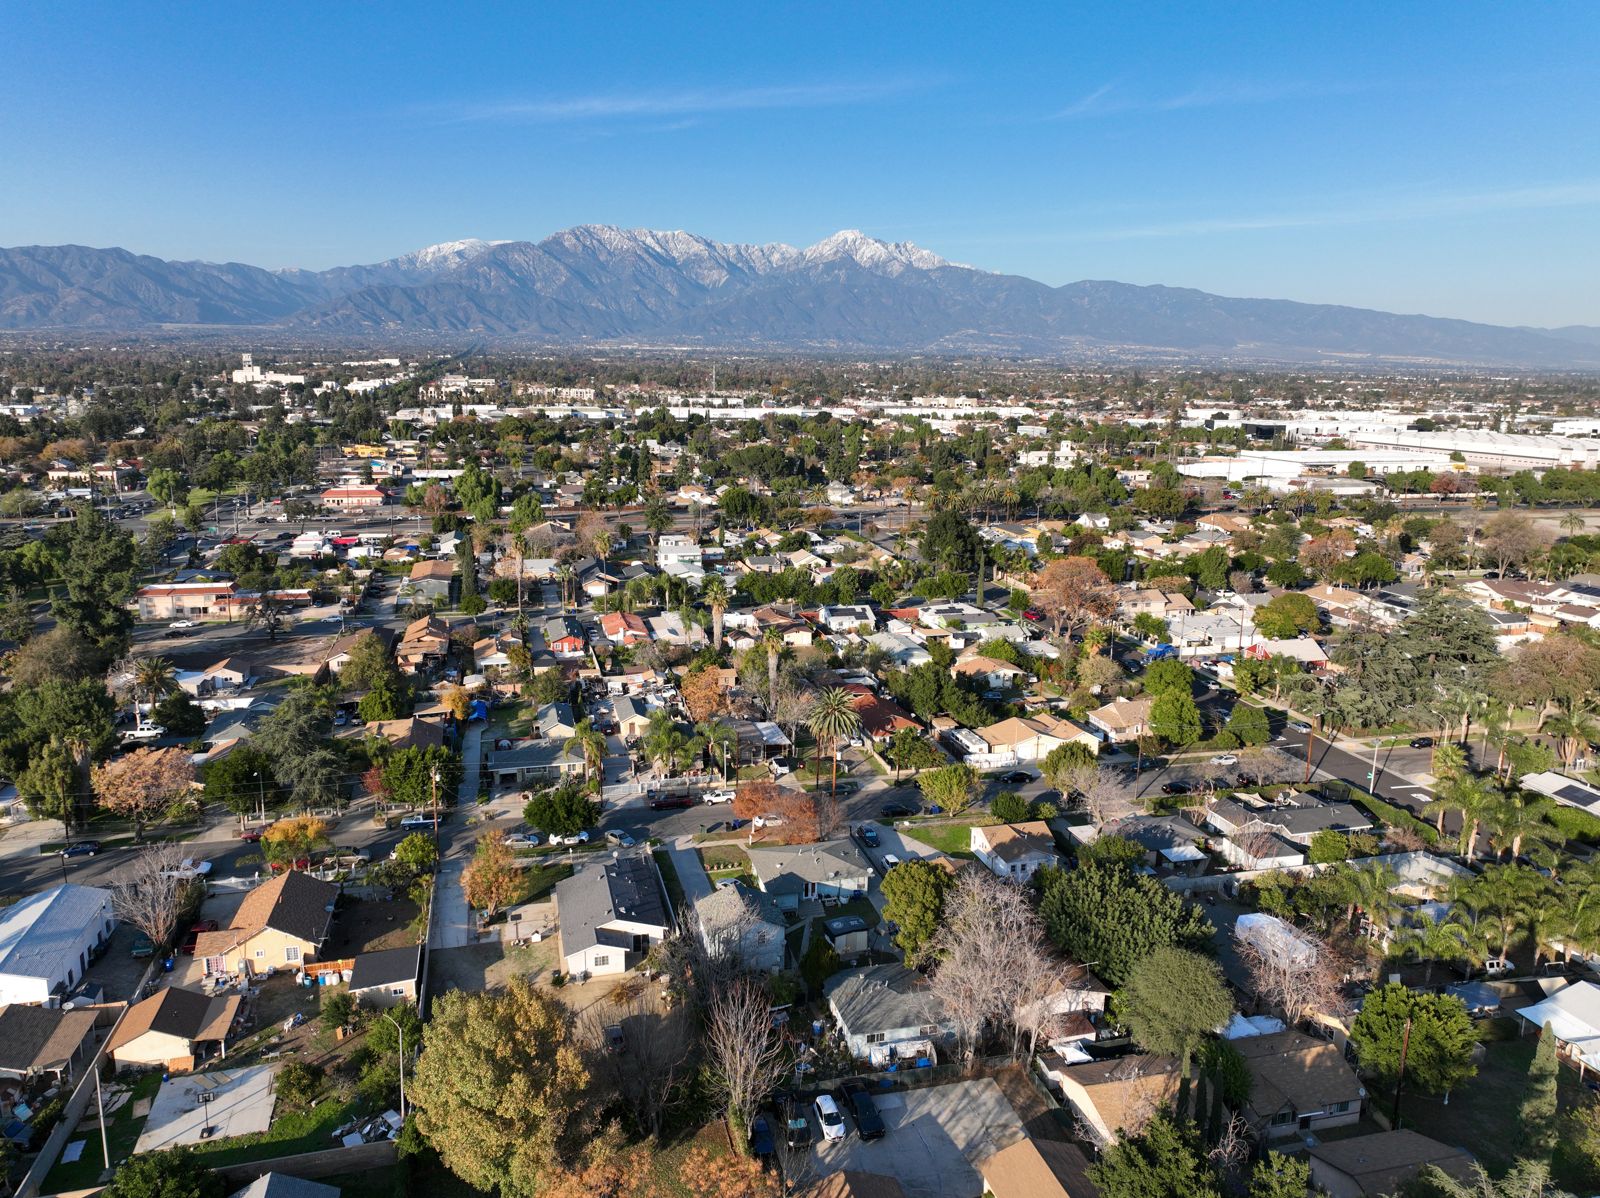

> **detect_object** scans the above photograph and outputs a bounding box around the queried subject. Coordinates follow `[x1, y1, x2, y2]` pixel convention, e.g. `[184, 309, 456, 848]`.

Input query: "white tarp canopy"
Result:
[1234, 912, 1318, 966]
[1223, 1013, 1287, 1040]
[1517, 981, 1600, 1049]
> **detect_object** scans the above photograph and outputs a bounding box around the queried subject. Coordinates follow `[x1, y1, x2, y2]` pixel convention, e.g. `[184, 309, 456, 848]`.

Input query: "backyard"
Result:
[899, 818, 995, 860]
[43, 1073, 163, 1193]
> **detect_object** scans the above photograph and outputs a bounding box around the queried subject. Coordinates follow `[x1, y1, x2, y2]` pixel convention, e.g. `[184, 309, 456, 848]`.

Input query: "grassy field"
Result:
[189, 1095, 359, 1166]
[42, 1073, 163, 1193]
[653, 849, 686, 911]
[1399, 1032, 1600, 1190]
[901, 818, 994, 859]
[518, 861, 573, 903]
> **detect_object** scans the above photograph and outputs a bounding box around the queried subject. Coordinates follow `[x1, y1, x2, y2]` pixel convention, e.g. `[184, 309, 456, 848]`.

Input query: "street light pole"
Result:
[380, 1010, 407, 1120]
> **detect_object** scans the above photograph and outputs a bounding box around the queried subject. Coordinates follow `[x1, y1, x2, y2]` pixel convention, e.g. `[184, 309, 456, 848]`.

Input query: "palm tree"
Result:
[702, 576, 730, 653]
[761, 626, 786, 699]
[807, 687, 863, 800]
[1561, 511, 1586, 538]
[564, 718, 608, 785]
[555, 564, 576, 611]
[1545, 709, 1600, 769]
[1080, 626, 1110, 656]
[1451, 777, 1502, 860]
[1393, 912, 1471, 985]
[592, 530, 614, 569]
[511, 531, 529, 613]
[700, 720, 739, 782]
[1345, 863, 1402, 940]
[133, 656, 176, 728]
[1487, 793, 1556, 862]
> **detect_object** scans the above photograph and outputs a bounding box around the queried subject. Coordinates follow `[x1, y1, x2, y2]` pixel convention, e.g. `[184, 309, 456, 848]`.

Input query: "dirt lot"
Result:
[428, 940, 556, 996]
[324, 894, 422, 958]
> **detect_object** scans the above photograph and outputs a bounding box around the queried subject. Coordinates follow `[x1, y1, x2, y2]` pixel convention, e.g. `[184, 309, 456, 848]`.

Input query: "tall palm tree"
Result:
[1080, 626, 1110, 656]
[1487, 793, 1556, 862]
[1545, 709, 1600, 769]
[807, 687, 863, 800]
[699, 720, 739, 783]
[555, 564, 576, 611]
[1393, 912, 1471, 985]
[133, 656, 177, 728]
[592, 530, 614, 569]
[511, 531, 529, 613]
[762, 626, 786, 699]
[702, 576, 730, 653]
[1345, 863, 1402, 940]
[1454, 778, 1506, 860]
[564, 718, 608, 785]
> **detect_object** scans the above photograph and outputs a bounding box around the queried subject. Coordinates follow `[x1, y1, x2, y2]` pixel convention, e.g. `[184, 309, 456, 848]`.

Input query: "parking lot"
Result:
[791, 1079, 1025, 1198]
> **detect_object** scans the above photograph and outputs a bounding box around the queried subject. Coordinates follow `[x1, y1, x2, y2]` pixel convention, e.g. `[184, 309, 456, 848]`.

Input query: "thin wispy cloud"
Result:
[430, 79, 926, 125]
[1050, 77, 1371, 120]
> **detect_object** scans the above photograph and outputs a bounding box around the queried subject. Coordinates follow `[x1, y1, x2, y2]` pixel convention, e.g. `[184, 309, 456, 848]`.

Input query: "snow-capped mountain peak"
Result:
[393, 239, 510, 269]
[800, 229, 958, 273]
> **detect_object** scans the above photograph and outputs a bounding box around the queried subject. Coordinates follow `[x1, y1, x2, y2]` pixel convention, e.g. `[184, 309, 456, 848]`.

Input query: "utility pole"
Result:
[1391, 1015, 1413, 1127]
[430, 767, 440, 834]
[95, 1061, 110, 1169]
[381, 1010, 407, 1120]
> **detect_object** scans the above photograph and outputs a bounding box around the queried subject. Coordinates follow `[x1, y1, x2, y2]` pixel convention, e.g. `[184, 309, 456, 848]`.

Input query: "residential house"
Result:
[612, 695, 654, 740]
[554, 856, 673, 977]
[817, 605, 876, 634]
[951, 654, 1028, 692]
[971, 822, 1061, 883]
[976, 714, 1100, 764]
[868, 630, 932, 668]
[1520, 770, 1600, 816]
[1050, 1055, 1181, 1146]
[600, 611, 651, 645]
[797, 1174, 907, 1198]
[824, 964, 954, 1061]
[198, 657, 256, 691]
[693, 882, 786, 974]
[655, 534, 704, 572]
[0, 1004, 100, 1086]
[362, 717, 448, 753]
[134, 580, 240, 621]
[1116, 589, 1195, 623]
[1204, 792, 1373, 847]
[486, 739, 586, 788]
[1307, 1131, 1475, 1198]
[396, 617, 451, 673]
[407, 559, 456, 604]
[645, 611, 708, 648]
[0, 884, 116, 1005]
[107, 986, 242, 1072]
[326, 626, 396, 674]
[844, 687, 921, 744]
[229, 1175, 343, 1198]
[193, 871, 338, 978]
[1235, 1030, 1364, 1140]
[748, 840, 873, 911]
[978, 1138, 1100, 1198]
[1516, 980, 1600, 1067]
[543, 615, 587, 658]
[533, 701, 579, 740]
[348, 943, 424, 1009]
[1086, 696, 1155, 743]
[472, 631, 521, 675]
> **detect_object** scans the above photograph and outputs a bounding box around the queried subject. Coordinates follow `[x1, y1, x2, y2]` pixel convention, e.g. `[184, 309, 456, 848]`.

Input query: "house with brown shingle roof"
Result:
[796, 1173, 906, 1198]
[0, 1004, 100, 1085]
[1235, 1029, 1364, 1140]
[1085, 696, 1154, 743]
[1307, 1130, 1474, 1198]
[1050, 1054, 1181, 1146]
[970, 821, 1061, 883]
[193, 871, 337, 978]
[979, 1137, 1100, 1198]
[108, 985, 241, 1072]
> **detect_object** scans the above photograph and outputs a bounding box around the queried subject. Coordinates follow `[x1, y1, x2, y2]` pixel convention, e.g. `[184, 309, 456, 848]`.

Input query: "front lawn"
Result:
[901, 818, 994, 859]
[188, 1096, 359, 1167]
[518, 861, 573, 903]
[698, 844, 750, 873]
[653, 850, 686, 911]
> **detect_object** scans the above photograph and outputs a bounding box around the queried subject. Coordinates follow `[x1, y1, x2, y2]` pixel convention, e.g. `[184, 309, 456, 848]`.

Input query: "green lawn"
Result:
[518, 861, 573, 903]
[901, 819, 993, 859]
[1398, 1032, 1599, 1191]
[42, 1072, 163, 1193]
[698, 844, 750, 873]
[188, 1095, 359, 1167]
[828, 897, 880, 928]
[653, 849, 686, 911]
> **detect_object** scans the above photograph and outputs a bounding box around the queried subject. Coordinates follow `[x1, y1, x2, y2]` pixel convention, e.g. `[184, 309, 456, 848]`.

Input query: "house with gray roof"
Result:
[693, 882, 786, 973]
[0, 883, 115, 1005]
[824, 963, 954, 1060]
[1204, 792, 1373, 846]
[349, 942, 425, 1008]
[554, 856, 672, 978]
[486, 739, 586, 789]
[746, 839, 873, 912]
[533, 701, 578, 740]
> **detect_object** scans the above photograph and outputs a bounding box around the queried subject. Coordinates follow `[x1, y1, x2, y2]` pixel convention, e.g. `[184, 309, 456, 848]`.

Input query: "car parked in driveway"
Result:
[604, 830, 636, 847]
[60, 840, 101, 858]
[842, 1082, 886, 1140]
[702, 790, 735, 804]
[749, 1114, 776, 1157]
[1288, 720, 1312, 734]
[854, 824, 880, 848]
[814, 1094, 847, 1142]
[504, 832, 540, 848]
[779, 1093, 812, 1149]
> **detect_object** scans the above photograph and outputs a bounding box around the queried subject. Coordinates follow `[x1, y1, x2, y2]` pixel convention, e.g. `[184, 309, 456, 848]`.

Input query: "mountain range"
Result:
[1, 226, 1597, 367]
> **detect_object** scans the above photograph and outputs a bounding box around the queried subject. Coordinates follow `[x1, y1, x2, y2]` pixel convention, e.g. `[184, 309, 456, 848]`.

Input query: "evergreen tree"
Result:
[1521, 1021, 1560, 1161]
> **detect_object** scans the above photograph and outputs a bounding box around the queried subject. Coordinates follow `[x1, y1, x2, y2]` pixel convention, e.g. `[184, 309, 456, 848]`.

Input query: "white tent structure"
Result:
[1517, 980, 1600, 1076]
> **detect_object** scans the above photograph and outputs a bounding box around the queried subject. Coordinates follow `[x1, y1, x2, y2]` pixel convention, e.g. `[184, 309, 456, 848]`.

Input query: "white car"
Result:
[1288, 721, 1313, 734]
[503, 832, 540, 848]
[1209, 754, 1239, 766]
[751, 814, 785, 829]
[551, 830, 591, 847]
[882, 853, 902, 870]
[702, 790, 736, 805]
[120, 725, 165, 743]
[161, 858, 214, 880]
[169, 619, 196, 630]
[814, 1094, 847, 1142]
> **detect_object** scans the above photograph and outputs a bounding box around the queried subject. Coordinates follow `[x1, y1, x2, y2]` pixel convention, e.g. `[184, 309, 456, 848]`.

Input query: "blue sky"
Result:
[5, 2, 1599, 326]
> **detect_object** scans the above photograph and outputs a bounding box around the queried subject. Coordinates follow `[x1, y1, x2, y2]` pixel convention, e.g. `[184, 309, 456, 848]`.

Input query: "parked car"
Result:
[880, 802, 917, 818]
[504, 832, 540, 848]
[832, 781, 858, 796]
[130, 935, 156, 959]
[604, 830, 636, 847]
[780, 1094, 812, 1149]
[1409, 736, 1435, 748]
[400, 814, 437, 831]
[842, 1082, 886, 1140]
[649, 794, 693, 811]
[120, 725, 166, 743]
[702, 790, 736, 805]
[881, 853, 902, 870]
[160, 858, 213, 880]
[1234, 772, 1257, 787]
[814, 1094, 847, 1142]
[169, 619, 196, 630]
[1161, 781, 1192, 796]
[238, 828, 263, 843]
[855, 824, 880, 848]
[1288, 720, 1313, 734]
[1209, 754, 1239, 766]
[550, 830, 591, 847]
[604, 1023, 626, 1053]
[60, 840, 101, 858]
[749, 1114, 776, 1157]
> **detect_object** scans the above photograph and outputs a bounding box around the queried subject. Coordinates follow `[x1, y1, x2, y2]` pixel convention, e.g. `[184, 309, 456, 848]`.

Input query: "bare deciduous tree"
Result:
[111, 844, 190, 950]
[578, 983, 695, 1141]
[705, 977, 787, 1145]
[1237, 925, 1348, 1027]
[1066, 765, 1129, 827]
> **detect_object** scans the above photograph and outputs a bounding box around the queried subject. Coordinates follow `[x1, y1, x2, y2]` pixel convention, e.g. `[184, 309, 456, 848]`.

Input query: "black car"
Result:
[1409, 736, 1435, 749]
[1161, 781, 1192, 796]
[779, 1094, 812, 1150]
[832, 781, 858, 796]
[997, 770, 1033, 784]
[1234, 772, 1257, 787]
[881, 802, 917, 818]
[855, 824, 880, 848]
[61, 840, 102, 858]
[648, 794, 693, 810]
[749, 1114, 776, 1157]
[842, 1081, 886, 1141]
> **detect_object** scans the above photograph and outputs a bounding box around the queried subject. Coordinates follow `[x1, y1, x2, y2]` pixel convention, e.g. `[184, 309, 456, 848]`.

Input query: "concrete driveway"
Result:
[800, 1079, 1024, 1198]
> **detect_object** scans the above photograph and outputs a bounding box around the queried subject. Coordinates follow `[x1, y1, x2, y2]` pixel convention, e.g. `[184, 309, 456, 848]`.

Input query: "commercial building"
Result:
[0, 884, 116, 1005]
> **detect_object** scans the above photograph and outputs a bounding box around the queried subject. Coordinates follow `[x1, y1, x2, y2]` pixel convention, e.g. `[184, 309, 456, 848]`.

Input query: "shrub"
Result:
[274, 1060, 325, 1112]
[990, 791, 1030, 823]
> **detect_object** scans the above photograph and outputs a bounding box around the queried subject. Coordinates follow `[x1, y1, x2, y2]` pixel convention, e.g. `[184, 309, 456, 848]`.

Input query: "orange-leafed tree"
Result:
[463, 831, 519, 921]
[262, 815, 331, 869]
[680, 667, 730, 724]
[1031, 555, 1116, 642]
[91, 747, 194, 841]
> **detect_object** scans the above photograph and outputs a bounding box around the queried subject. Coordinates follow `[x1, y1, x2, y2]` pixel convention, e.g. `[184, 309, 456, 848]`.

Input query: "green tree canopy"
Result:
[1254, 592, 1319, 639]
[1088, 1113, 1222, 1198]
[1226, 703, 1272, 746]
[1143, 658, 1195, 699]
[101, 1146, 225, 1198]
[880, 859, 957, 965]
[1149, 692, 1203, 747]
[1039, 860, 1215, 987]
[523, 784, 598, 836]
[1350, 983, 1478, 1097]
[1118, 946, 1232, 1080]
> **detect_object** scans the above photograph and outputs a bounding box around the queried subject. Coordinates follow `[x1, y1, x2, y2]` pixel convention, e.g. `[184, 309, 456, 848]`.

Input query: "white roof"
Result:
[1234, 912, 1318, 966]
[0, 884, 113, 982]
[1223, 1013, 1288, 1040]
[1518, 980, 1600, 1046]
